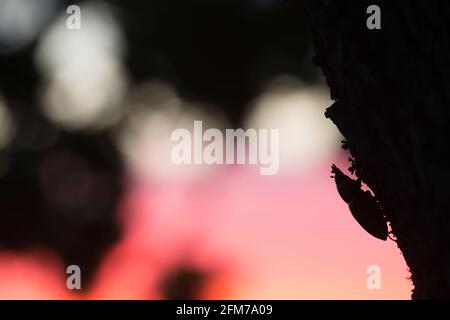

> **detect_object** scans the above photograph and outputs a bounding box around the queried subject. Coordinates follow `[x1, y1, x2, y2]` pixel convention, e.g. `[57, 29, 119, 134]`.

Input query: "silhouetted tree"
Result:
[304, 0, 450, 299]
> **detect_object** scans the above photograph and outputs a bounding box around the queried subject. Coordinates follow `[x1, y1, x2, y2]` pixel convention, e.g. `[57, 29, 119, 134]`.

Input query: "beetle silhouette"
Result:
[331, 164, 388, 241]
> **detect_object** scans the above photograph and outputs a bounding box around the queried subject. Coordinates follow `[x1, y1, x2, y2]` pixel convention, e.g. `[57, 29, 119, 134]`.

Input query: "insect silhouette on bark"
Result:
[331, 164, 388, 241]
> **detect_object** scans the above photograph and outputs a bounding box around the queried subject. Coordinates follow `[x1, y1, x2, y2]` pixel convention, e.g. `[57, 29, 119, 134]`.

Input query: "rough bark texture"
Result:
[304, 0, 450, 299]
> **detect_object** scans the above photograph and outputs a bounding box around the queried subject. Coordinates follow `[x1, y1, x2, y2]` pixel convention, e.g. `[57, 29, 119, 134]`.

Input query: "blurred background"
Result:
[0, 0, 411, 299]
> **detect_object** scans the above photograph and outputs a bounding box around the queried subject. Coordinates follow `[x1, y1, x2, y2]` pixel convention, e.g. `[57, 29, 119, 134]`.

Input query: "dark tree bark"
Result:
[304, 0, 450, 299]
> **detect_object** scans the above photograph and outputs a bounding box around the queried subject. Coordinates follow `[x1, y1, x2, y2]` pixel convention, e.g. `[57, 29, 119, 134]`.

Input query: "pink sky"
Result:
[0, 154, 412, 299]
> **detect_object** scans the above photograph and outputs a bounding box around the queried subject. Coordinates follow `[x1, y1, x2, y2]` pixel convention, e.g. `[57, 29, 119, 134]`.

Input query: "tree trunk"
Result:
[304, 0, 450, 299]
